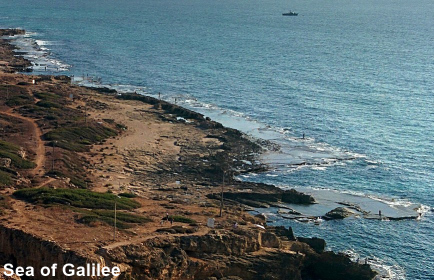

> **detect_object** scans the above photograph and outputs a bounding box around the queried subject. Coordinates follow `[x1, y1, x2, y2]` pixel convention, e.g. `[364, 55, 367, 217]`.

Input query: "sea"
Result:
[1, 0, 433, 279]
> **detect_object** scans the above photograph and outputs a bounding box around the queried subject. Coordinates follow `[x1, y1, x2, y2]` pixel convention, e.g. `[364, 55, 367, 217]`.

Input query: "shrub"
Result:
[5, 95, 32, 107]
[44, 125, 117, 152]
[13, 188, 140, 210]
[36, 100, 61, 108]
[0, 140, 36, 169]
[119, 192, 137, 198]
[170, 215, 196, 224]
[76, 209, 151, 229]
[0, 170, 12, 186]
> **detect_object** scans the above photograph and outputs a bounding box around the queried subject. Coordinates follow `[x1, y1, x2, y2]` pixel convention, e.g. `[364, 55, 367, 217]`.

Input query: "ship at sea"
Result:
[282, 11, 298, 16]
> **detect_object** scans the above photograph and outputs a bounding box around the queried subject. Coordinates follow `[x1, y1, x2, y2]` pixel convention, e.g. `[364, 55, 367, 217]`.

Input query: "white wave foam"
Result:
[343, 250, 406, 280]
[7, 32, 70, 72]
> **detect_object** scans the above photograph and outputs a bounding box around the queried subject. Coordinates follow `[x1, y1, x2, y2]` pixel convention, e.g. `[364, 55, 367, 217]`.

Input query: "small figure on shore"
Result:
[302, 133, 305, 139]
[379, 210, 382, 218]
[170, 217, 173, 225]
[166, 212, 169, 220]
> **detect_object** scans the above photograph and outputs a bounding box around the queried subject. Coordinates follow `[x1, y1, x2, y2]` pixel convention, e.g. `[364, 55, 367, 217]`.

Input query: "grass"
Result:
[119, 192, 137, 198]
[13, 188, 141, 210]
[36, 100, 61, 109]
[34, 92, 61, 101]
[169, 215, 196, 224]
[5, 95, 33, 107]
[0, 140, 36, 169]
[0, 170, 12, 186]
[44, 125, 117, 152]
[76, 209, 151, 229]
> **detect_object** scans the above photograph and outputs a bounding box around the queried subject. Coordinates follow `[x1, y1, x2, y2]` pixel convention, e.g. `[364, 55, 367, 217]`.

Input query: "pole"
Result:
[114, 199, 117, 241]
[219, 171, 224, 217]
[51, 141, 55, 172]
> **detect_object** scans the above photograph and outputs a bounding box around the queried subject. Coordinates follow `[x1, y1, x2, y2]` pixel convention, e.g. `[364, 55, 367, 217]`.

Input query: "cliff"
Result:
[0, 224, 375, 280]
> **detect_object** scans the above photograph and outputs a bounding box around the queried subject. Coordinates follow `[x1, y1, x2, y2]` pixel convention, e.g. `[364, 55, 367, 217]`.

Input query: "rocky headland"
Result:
[0, 29, 376, 279]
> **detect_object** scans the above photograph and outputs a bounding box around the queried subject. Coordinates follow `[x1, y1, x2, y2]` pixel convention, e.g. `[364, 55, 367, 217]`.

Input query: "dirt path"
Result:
[102, 226, 210, 250]
[0, 108, 45, 176]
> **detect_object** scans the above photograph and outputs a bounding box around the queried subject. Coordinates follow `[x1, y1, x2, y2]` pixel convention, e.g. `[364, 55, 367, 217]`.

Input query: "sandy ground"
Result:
[1, 83, 245, 256]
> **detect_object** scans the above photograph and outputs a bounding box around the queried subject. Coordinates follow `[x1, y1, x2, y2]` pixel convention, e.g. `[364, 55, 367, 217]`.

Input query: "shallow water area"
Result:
[256, 186, 425, 221]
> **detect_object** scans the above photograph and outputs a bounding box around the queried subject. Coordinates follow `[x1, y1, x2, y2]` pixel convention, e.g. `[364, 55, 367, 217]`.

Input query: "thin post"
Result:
[51, 141, 55, 172]
[114, 199, 117, 241]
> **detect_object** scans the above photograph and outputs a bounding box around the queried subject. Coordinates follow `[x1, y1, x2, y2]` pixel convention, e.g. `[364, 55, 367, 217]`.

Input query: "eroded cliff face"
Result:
[0, 224, 376, 280]
[97, 228, 375, 280]
[0, 226, 105, 280]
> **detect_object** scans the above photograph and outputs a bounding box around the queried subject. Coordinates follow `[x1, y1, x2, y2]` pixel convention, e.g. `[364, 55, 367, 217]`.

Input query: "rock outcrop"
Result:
[98, 228, 376, 280]
[323, 207, 355, 220]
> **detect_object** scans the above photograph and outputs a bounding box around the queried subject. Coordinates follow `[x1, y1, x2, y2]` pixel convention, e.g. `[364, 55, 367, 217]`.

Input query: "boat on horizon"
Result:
[282, 11, 298, 16]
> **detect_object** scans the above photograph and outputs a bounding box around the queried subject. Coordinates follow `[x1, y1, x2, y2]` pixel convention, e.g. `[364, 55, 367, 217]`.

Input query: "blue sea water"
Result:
[1, 0, 433, 278]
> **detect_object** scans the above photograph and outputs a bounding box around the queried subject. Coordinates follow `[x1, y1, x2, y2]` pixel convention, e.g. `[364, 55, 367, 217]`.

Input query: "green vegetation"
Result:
[76, 209, 151, 229]
[0, 140, 36, 169]
[0, 170, 12, 186]
[169, 215, 196, 224]
[44, 125, 117, 152]
[5, 95, 33, 107]
[13, 188, 149, 229]
[13, 188, 140, 210]
[34, 92, 61, 101]
[119, 192, 137, 198]
[36, 100, 61, 109]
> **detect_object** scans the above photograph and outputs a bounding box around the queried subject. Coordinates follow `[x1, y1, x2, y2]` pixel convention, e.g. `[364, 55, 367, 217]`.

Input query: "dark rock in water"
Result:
[272, 226, 296, 241]
[297, 237, 326, 253]
[87, 86, 117, 94]
[323, 207, 354, 220]
[281, 189, 316, 204]
[304, 251, 377, 280]
[211, 188, 315, 207]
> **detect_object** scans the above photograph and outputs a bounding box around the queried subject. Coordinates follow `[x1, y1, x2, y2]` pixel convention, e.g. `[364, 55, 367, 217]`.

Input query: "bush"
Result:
[77, 209, 151, 229]
[0, 170, 12, 186]
[5, 95, 32, 107]
[44, 125, 117, 152]
[13, 188, 140, 210]
[0, 140, 36, 169]
[119, 192, 137, 198]
[36, 100, 61, 108]
[34, 92, 61, 101]
[170, 215, 197, 224]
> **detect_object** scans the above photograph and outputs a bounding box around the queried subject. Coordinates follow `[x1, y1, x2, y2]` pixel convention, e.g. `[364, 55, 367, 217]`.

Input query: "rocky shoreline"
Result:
[0, 28, 377, 279]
